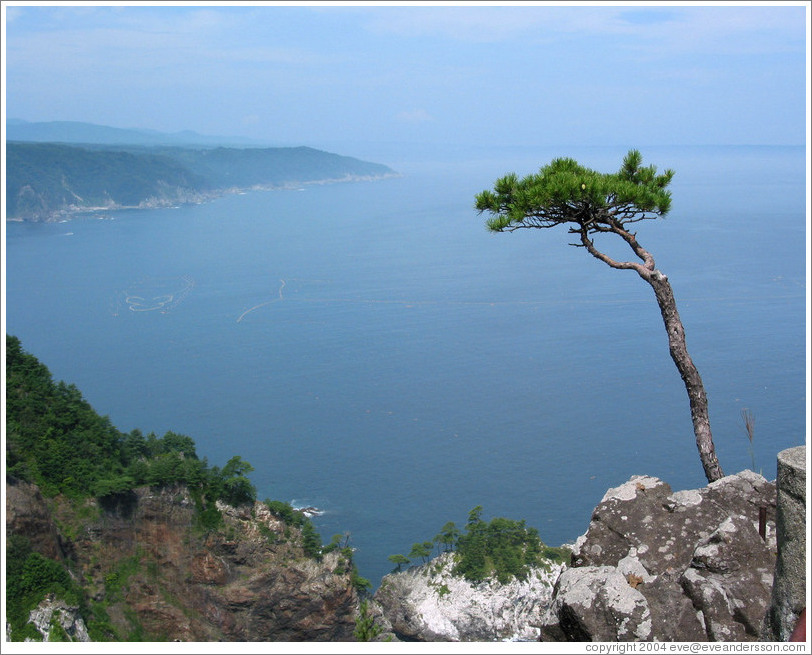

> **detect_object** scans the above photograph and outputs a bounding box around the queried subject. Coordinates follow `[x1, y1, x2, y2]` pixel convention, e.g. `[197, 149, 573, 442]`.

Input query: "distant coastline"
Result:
[6, 171, 401, 224]
[6, 139, 399, 223]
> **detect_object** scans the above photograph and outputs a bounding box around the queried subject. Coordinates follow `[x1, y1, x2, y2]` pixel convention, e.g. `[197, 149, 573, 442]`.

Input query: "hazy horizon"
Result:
[3, 2, 808, 162]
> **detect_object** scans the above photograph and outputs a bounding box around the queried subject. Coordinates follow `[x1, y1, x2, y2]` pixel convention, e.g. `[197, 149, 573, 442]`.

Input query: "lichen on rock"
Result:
[541, 470, 778, 642]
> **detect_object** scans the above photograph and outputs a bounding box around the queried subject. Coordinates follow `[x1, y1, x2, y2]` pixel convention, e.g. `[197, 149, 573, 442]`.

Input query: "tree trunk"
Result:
[643, 269, 724, 483]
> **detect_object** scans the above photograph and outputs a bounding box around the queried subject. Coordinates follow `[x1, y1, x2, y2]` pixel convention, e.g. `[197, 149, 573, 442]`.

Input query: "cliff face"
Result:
[372, 552, 566, 641]
[7, 465, 800, 643]
[5, 478, 359, 641]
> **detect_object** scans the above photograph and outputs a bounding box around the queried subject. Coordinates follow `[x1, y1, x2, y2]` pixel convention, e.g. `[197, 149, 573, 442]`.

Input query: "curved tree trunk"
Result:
[578, 226, 725, 483]
[642, 269, 724, 482]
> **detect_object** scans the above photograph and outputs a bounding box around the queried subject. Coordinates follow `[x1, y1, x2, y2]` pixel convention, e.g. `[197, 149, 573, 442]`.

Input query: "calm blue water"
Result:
[4, 145, 807, 587]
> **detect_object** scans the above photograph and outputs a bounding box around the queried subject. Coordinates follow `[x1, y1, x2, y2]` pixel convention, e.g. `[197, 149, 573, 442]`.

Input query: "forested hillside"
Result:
[6, 141, 395, 221]
[6, 142, 209, 221]
[5, 334, 256, 506]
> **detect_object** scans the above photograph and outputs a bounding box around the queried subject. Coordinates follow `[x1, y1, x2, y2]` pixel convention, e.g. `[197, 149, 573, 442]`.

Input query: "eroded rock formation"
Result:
[6, 479, 358, 641]
[373, 551, 566, 641]
[539, 471, 778, 641]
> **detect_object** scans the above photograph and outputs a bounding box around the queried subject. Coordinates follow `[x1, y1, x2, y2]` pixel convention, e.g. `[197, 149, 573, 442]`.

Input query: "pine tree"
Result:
[476, 150, 723, 482]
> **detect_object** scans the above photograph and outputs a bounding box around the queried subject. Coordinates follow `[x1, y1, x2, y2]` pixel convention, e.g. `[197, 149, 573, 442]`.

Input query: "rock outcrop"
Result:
[23, 595, 90, 642]
[5, 479, 359, 641]
[5, 479, 64, 561]
[372, 551, 566, 641]
[761, 446, 807, 641]
[539, 471, 778, 642]
[8, 463, 799, 643]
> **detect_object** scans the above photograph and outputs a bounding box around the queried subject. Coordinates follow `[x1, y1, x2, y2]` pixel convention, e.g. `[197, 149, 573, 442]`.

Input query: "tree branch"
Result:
[573, 217, 659, 278]
[607, 219, 656, 271]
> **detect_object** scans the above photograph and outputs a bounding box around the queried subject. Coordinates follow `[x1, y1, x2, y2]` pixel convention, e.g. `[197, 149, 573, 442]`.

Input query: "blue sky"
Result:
[2, 2, 809, 154]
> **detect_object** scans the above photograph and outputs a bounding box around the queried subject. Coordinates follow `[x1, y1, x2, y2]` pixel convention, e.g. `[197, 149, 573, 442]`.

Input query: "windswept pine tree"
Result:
[475, 150, 723, 483]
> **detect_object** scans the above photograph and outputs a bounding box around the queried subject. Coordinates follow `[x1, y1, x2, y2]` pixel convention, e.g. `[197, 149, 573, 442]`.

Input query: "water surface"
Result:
[5, 145, 807, 587]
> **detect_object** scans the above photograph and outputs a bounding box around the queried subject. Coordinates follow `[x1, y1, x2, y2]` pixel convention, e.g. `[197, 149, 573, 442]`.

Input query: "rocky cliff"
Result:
[369, 470, 792, 643]
[373, 551, 566, 641]
[5, 478, 359, 641]
[7, 467, 802, 643]
[539, 471, 778, 642]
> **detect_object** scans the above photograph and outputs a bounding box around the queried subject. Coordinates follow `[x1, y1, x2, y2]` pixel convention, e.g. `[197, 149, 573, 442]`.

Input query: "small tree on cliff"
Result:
[475, 150, 723, 483]
[387, 554, 411, 572]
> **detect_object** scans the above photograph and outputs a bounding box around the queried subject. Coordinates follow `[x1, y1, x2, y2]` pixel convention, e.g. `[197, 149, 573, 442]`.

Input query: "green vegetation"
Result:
[265, 500, 323, 559]
[6, 141, 395, 221]
[5, 335, 257, 637]
[353, 600, 387, 642]
[6, 335, 256, 514]
[47, 615, 71, 642]
[388, 506, 562, 585]
[5, 534, 86, 641]
[454, 506, 546, 584]
[6, 142, 208, 220]
[321, 532, 370, 593]
[260, 503, 367, 590]
[408, 541, 434, 564]
[163, 144, 394, 189]
[84, 602, 120, 641]
[434, 521, 461, 553]
[103, 554, 143, 603]
[350, 567, 372, 594]
[387, 554, 410, 572]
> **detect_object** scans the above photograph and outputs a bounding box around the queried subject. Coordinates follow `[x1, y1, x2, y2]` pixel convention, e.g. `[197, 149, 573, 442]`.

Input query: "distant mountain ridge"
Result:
[6, 119, 266, 147]
[5, 123, 398, 222]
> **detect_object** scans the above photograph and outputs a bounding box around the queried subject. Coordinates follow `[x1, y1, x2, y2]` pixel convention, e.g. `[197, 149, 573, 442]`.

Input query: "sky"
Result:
[1, 2, 809, 156]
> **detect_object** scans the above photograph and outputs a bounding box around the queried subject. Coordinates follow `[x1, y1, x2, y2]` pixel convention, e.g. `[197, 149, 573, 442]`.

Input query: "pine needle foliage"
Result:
[475, 149, 674, 234]
[453, 506, 544, 585]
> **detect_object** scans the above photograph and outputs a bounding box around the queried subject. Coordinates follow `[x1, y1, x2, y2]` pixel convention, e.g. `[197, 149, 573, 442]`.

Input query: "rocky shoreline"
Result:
[6, 172, 401, 224]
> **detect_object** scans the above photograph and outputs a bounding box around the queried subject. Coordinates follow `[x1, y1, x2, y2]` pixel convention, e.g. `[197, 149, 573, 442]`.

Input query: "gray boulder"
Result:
[540, 471, 777, 641]
[541, 566, 652, 641]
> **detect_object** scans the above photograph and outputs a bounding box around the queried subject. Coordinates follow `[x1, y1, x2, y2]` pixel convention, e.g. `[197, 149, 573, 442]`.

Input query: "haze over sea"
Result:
[4, 144, 807, 587]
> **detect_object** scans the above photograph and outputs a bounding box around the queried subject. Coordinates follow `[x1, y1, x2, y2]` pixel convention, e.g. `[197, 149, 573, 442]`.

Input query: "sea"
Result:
[3, 144, 808, 588]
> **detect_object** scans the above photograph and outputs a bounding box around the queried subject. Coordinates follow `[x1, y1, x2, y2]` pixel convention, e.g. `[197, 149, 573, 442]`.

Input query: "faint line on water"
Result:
[235, 281, 802, 321]
[236, 279, 287, 322]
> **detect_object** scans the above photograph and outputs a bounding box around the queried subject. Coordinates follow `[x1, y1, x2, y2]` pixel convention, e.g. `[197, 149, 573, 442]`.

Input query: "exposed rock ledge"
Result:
[372, 551, 566, 641]
[371, 470, 780, 643]
[540, 470, 778, 642]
